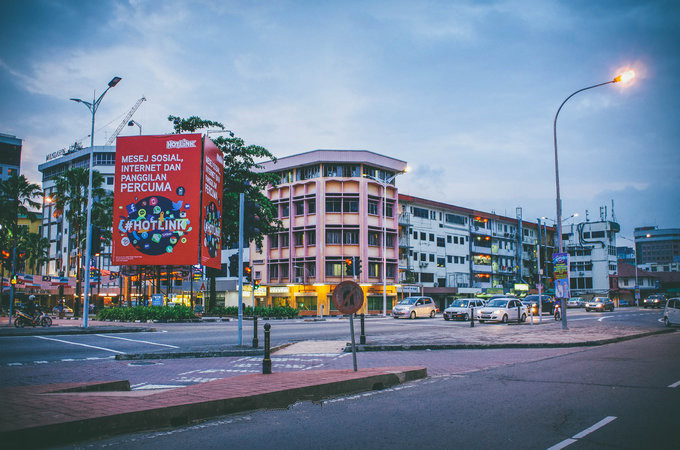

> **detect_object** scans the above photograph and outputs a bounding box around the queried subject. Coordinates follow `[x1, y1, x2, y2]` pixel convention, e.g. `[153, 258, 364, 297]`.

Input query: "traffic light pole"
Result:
[8, 247, 16, 325]
[237, 193, 244, 346]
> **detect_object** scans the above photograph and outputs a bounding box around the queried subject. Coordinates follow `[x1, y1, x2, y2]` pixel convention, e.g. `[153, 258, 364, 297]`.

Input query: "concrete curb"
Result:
[346, 328, 676, 352]
[116, 342, 294, 360]
[1, 367, 426, 447]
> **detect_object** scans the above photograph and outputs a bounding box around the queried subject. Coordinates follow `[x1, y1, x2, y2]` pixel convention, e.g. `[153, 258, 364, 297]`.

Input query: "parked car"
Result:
[476, 298, 527, 323]
[585, 297, 615, 312]
[443, 298, 485, 321]
[567, 297, 586, 308]
[392, 296, 437, 319]
[642, 294, 667, 309]
[522, 294, 556, 315]
[663, 298, 680, 327]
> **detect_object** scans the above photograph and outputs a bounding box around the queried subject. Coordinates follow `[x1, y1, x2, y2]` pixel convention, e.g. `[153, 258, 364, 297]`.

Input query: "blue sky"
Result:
[1, 0, 678, 239]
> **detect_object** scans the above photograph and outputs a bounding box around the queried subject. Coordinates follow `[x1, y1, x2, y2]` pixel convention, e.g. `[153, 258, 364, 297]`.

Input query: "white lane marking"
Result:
[547, 416, 617, 450]
[132, 384, 183, 390]
[96, 334, 180, 348]
[34, 336, 127, 354]
[7, 362, 22, 366]
[547, 438, 577, 450]
[668, 380, 680, 388]
[35, 361, 48, 364]
[597, 316, 614, 322]
[572, 416, 617, 438]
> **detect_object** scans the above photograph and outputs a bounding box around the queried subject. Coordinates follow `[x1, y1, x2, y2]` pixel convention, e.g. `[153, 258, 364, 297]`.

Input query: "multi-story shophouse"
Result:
[397, 195, 555, 309]
[562, 217, 620, 297]
[249, 150, 408, 316]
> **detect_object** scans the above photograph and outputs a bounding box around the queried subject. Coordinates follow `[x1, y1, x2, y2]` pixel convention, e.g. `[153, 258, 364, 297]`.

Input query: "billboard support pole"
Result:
[237, 193, 244, 346]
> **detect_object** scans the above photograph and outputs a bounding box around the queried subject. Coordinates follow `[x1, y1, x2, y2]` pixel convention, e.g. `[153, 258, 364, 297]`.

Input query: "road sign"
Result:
[332, 280, 364, 315]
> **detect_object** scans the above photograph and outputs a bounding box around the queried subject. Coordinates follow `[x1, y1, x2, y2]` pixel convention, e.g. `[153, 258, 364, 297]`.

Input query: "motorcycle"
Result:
[13, 309, 52, 328]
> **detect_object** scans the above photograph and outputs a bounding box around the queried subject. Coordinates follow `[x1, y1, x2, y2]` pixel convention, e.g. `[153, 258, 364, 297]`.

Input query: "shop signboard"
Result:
[200, 137, 224, 269]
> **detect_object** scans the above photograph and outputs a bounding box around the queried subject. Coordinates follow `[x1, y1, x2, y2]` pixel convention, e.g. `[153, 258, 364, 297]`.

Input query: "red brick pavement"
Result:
[0, 366, 426, 448]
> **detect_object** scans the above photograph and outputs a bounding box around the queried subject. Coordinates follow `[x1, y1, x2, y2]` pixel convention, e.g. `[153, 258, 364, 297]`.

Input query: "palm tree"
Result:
[53, 167, 107, 316]
[0, 174, 42, 308]
[23, 232, 50, 275]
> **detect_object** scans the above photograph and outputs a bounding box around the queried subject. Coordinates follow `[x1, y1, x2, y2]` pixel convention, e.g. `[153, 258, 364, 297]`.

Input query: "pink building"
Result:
[250, 150, 408, 315]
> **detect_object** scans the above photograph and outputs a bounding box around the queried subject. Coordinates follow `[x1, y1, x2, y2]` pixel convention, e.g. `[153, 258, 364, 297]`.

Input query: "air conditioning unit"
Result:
[419, 262, 428, 268]
[579, 272, 584, 276]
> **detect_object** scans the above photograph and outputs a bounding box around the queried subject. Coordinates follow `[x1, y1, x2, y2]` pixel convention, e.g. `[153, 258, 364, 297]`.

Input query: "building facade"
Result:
[634, 226, 680, 265]
[249, 150, 407, 315]
[0, 133, 22, 180]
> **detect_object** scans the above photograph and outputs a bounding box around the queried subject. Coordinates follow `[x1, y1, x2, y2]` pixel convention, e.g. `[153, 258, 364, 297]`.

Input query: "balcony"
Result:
[398, 213, 410, 226]
[472, 264, 492, 273]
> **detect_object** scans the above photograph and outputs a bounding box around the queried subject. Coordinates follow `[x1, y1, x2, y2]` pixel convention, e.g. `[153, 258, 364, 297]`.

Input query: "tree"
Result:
[23, 232, 50, 275]
[52, 167, 108, 317]
[167, 115, 282, 312]
[0, 174, 42, 308]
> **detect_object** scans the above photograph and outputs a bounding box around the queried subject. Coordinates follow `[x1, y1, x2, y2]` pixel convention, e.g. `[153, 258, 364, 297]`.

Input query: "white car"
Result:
[392, 296, 437, 319]
[567, 297, 585, 308]
[443, 298, 485, 321]
[476, 298, 528, 323]
[663, 297, 680, 327]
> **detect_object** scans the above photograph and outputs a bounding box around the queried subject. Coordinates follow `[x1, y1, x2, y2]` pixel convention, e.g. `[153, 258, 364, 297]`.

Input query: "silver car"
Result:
[476, 298, 528, 323]
[392, 296, 437, 319]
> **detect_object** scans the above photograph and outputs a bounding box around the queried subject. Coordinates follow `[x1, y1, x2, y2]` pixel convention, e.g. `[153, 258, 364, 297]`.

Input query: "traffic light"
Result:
[228, 253, 239, 277]
[344, 257, 353, 276]
[1, 250, 10, 260]
[243, 263, 252, 282]
[91, 227, 103, 255]
[254, 279, 261, 288]
[354, 256, 362, 276]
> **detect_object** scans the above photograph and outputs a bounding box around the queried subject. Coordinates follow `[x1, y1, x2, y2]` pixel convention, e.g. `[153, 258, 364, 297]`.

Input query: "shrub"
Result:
[96, 305, 195, 322]
[210, 305, 299, 318]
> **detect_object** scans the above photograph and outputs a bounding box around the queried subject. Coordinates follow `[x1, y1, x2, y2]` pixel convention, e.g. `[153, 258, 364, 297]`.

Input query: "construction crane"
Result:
[106, 96, 146, 145]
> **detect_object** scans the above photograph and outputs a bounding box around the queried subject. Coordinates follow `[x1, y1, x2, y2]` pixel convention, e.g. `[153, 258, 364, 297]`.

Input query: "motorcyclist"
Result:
[554, 298, 562, 320]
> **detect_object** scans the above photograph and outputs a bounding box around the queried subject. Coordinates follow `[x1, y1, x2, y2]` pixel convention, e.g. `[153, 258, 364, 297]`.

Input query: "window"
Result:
[307, 199, 316, 214]
[413, 231, 418, 239]
[368, 262, 380, 278]
[281, 264, 289, 279]
[447, 256, 453, 263]
[429, 254, 435, 262]
[447, 235, 452, 244]
[326, 199, 341, 213]
[281, 203, 290, 218]
[430, 211, 437, 220]
[295, 202, 304, 216]
[269, 264, 279, 279]
[420, 232, 426, 240]
[386, 234, 394, 247]
[429, 233, 435, 242]
[437, 237, 445, 247]
[420, 253, 426, 261]
[297, 296, 317, 312]
[326, 230, 342, 244]
[412, 207, 429, 219]
[368, 201, 378, 215]
[445, 214, 465, 225]
[106, 176, 114, 185]
[343, 230, 359, 245]
[343, 199, 359, 213]
[296, 165, 320, 180]
[294, 232, 304, 246]
[420, 273, 434, 282]
[437, 257, 445, 267]
[368, 231, 380, 246]
[385, 203, 393, 217]
[270, 234, 279, 248]
[306, 230, 316, 246]
[280, 233, 289, 248]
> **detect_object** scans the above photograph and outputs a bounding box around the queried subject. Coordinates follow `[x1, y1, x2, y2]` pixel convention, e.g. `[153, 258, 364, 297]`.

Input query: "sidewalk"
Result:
[0, 316, 155, 336]
[0, 366, 426, 448]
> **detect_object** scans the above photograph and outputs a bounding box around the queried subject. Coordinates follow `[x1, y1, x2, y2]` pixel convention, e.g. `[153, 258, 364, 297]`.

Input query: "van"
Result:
[663, 298, 680, 327]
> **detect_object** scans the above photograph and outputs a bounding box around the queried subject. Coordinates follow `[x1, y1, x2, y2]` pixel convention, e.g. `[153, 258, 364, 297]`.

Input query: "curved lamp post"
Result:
[71, 76, 121, 328]
[553, 70, 634, 329]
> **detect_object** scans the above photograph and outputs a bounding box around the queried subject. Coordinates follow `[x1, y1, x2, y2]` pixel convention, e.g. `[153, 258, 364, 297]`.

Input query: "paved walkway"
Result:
[0, 366, 426, 448]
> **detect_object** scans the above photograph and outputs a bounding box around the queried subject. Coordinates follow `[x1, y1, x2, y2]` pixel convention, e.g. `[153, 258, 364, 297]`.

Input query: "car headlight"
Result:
[494, 310, 502, 315]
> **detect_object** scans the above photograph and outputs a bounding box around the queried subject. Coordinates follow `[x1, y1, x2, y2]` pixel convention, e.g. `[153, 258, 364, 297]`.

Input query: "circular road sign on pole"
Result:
[332, 281, 365, 371]
[332, 280, 365, 315]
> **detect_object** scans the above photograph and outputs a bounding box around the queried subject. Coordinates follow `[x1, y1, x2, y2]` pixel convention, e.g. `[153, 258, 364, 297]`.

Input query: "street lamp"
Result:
[70, 76, 121, 328]
[553, 70, 634, 329]
[127, 120, 142, 135]
[363, 167, 410, 316]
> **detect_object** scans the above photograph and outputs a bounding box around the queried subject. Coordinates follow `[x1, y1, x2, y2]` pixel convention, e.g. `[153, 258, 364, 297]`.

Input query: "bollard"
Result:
[470, 306, 475, 327]
[262, 322, 272, 374]
[360, 313, 366, 345]
[517, 303, 521, 324]
[252, 316, 259, 348]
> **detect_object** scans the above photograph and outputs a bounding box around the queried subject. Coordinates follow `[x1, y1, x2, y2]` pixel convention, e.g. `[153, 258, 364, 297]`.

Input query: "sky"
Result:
[1, 0, 678, 241]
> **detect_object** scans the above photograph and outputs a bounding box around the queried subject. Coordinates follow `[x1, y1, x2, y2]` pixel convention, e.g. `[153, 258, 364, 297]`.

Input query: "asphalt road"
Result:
[0, 308, 665, 367]
[56, 330, 680, 450]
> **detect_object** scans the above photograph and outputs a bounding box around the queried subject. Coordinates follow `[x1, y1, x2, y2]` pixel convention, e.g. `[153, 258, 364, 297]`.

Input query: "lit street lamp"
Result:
[127, 120, 142, 135]
[553, 70, 634, 329]
[70, 76, 121, 328]
[363, 168, 409, 316]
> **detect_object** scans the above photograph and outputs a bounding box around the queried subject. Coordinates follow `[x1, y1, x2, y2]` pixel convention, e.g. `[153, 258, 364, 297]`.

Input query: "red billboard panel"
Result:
[200, 138, 224, 269]
[112, 134, 203, 266]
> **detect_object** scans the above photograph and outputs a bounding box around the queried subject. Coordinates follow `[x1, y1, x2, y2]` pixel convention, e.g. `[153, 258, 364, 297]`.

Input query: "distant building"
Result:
[0, 133, 22, 179]
[634, 226, 680, 265]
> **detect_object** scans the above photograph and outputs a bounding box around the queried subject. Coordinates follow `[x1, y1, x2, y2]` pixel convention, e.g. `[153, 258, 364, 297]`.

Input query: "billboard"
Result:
[112, 134, 203, 266]
[200, 138, 224, 269]
[552, 252, 570, 299]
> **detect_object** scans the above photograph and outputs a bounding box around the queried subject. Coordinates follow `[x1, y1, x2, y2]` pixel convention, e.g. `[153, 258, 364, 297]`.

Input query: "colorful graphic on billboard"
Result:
[552, 252, 570, 298]
[200, 138, 224, 269]
[112, 134, 203, 266]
